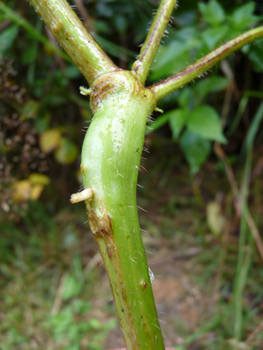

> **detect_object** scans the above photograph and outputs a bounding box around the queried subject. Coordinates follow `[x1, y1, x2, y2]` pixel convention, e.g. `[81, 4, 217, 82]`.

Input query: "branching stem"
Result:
[150, 26, 263, 101]
[132, 0, 177, 84]
[28, 0, 117, 85]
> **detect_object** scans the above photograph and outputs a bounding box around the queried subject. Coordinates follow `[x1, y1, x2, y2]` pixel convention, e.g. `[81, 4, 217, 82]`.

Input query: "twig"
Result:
[150, 26, 263, 100]
[28, 0, 117, 85]
[132, 0, 177, 84]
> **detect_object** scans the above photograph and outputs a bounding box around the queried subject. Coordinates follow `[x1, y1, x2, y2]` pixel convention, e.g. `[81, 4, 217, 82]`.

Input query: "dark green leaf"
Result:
[0, 25, 18, 54]
[198, 1, 225, 26]
[246, 39, 263, 72]
[202, 25, 229, 49]
[169, 109, 188, 140]
[180, 130, 211, 174]
[195, 76, 230, 100]
[150, 48, 190, 81]
[229, 2, 258, 30]
[187, 105, 227, 143]
[177, 88, 192, 108]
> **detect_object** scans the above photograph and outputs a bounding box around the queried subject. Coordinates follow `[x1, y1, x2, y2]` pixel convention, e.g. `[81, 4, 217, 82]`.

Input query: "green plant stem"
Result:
[150, 26, 263, 101]
[81, 70, 165, 350]
[132, 0, 177, 84]
[0, 1, 69, 62]
[28, 0, 117, 85]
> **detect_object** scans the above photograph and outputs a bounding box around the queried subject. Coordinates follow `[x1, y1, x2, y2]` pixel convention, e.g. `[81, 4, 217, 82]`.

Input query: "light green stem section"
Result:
[28, 0, 117, 85]
[132, 0, 177, 84]
[150, 26, 263, 100]
[81, 71, 164, 350]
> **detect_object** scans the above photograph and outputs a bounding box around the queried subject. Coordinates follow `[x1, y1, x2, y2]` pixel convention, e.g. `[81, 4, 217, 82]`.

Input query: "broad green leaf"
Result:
[246, 39, 263, 72]
[202, 25, 229, 49]
[0, 25, 18, 54]
[195, 76, 230, 100]
[150, 40, 192, 80]
[187, 105, 227, 143]
[229, 2, 258, 30]
[169, 109, 188, 140]
[180, 130, 211, 174]
[177, 88, 192, 108]
[198, 1, 225, 26]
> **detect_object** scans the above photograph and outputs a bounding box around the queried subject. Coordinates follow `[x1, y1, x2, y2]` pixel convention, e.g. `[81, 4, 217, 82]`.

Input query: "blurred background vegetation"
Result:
[1, 0, 263, 349]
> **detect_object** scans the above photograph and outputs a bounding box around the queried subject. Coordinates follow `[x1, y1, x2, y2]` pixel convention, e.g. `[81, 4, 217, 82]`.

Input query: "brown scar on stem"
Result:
[70, 187, 93, 204]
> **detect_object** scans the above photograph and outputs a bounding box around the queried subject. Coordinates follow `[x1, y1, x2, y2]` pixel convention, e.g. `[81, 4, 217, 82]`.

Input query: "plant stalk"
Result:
[28, 0, 117, 85]
[27, 1, 263, 348]
[150, 26, 263, 100]
[132, 0, 177, 84]
[80, 70, 165, 350]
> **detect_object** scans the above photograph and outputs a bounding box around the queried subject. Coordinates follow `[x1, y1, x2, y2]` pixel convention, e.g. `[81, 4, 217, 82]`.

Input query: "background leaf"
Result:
[186, 105, 227, 143]
[0, 25, 18, 54]
[169, 108, 188, 140]
[180, 130, 211, 174]
[198, 1, 225, 26]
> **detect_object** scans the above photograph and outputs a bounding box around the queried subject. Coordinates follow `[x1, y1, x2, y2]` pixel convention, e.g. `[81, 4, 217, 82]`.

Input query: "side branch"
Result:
[150, 26, 263, 101]
[132, 0, 177, 84]
[29, 0, 117, 85]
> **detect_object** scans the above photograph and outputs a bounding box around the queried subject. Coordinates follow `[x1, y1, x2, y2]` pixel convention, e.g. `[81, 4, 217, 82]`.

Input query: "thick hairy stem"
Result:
[79, 71, 165, 350]
[132, 0, 177, 84]
[28, 0, 117, 85]
[150, 26, 263, 101]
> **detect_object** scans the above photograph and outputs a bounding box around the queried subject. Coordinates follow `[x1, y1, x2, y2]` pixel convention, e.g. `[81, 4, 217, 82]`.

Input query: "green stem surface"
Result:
[28, 0, 117, 85]
[81, 70, 165, 350]
[132, 0, 177, 84]
[150, 26, 263, 100]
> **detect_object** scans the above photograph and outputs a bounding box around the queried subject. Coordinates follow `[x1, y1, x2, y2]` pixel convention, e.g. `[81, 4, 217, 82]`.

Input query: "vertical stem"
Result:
[28, 0, 117, 85]
[80, 71, 165, 350]
[132, 0, 177, 84]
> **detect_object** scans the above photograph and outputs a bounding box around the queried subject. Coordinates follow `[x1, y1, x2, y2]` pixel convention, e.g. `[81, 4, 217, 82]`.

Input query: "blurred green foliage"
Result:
[148, 0, 263, 173]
